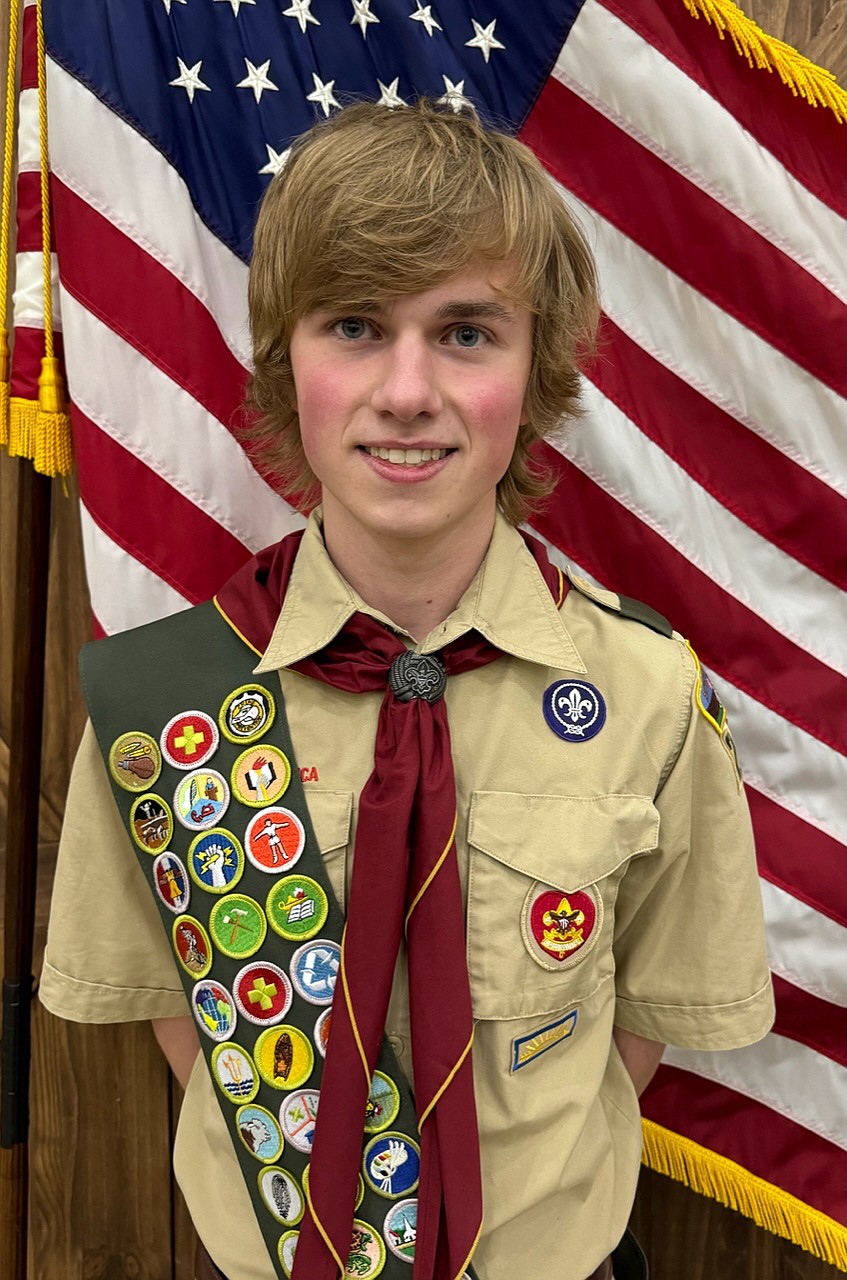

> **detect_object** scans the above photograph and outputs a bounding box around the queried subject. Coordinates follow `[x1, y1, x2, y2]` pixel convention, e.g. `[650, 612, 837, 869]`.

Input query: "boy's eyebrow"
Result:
[433, 300, 515, 324]
[345, 299, 516, 324]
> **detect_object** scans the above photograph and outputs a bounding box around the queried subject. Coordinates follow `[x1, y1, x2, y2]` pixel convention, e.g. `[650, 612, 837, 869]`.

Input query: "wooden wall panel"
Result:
[1, 2, 843, 1277]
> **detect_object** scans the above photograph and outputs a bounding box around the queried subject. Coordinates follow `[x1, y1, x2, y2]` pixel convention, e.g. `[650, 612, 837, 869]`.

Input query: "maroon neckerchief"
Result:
[217, 526, 568, 1280]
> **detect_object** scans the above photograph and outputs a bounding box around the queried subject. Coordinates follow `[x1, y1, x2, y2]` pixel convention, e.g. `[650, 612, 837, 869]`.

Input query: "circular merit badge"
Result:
[346, 1220, 387, 1277]
[245, 808, 306, 875]
[235, 1104, 284, 1164]
[152, 852, 190, 914]
[160, 710, 219, 769]
[278, 1230, 299, 1278]
[233, 961, 293, 1027]
[174, 768, 230, 832]
[210, 1042, 259, 1104]
[254, 1025, 314, 1091]
[266, 874, 327, 939]
[522, 883, 603, 972]
[313, 1008, 331, 1059]
[219, 684, 276, 744]
[172, 915, 213, 979]
[384, 1199, 418, 1263]
[257, 1166, 304, 1227]
[363, 1133, 420, 1200]
[188, 828, 244, 895]
[290, 939, 340, 1007]
[129, 794, 173, 853]
[109, 731, 161, 792]
[231, 745, 291, 808]
[279, 1088, 320, 1154]
[364, 1073, 400, 1135]
[542, 679, 607, 743]
[191, 978, 236, 1042]
[209, 894, 267, 960]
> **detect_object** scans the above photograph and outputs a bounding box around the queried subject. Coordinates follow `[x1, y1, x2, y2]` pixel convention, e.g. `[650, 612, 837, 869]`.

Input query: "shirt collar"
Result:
[253, 508, 586, 675]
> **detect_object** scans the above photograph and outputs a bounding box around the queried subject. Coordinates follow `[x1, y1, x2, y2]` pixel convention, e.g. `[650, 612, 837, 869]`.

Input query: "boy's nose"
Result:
[369, 336, 444, 422]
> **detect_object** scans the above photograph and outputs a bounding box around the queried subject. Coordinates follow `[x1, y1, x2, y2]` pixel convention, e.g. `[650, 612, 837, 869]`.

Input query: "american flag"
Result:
[10, 0, 845, 1262]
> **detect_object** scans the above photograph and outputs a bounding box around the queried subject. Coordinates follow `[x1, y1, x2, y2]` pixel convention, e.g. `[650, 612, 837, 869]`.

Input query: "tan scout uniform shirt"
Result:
[41, 511, 774, 1280]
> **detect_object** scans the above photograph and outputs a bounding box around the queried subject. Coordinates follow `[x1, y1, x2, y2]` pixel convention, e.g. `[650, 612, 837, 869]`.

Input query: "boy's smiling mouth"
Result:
[360, 445, 454, 466]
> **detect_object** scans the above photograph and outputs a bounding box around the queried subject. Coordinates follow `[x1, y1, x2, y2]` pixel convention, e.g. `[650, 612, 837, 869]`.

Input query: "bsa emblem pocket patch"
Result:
[522, 883, 603, 972]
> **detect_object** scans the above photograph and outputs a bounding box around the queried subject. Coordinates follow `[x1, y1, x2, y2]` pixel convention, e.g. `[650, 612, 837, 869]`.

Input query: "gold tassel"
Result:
[682, 0, 847, 122]
[8, 396, 38, 460]
[0, 328, 9, 445]
[642, 1120, 847, 1270]
[34, 355, 72, 478]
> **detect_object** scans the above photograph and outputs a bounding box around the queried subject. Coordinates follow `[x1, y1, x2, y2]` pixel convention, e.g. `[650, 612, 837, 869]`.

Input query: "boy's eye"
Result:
[451, 325, 486, 348]
[334, 316, 372, 340]
[330, 318, 490, 347]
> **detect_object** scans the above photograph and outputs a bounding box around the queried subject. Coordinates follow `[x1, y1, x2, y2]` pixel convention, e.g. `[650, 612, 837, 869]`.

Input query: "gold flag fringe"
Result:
[642, 1120, 847, 1270]
[0, 331, 10, 445]
[682, 0, 847, 122]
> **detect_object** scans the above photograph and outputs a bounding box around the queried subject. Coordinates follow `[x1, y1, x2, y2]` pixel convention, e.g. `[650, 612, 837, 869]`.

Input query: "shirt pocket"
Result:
[466, 791, 660, 1020]
[306, 790, 353, 911]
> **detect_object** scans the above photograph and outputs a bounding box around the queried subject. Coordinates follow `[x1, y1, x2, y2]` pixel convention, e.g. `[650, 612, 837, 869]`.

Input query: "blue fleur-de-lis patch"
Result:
[543, 680, 607, 742]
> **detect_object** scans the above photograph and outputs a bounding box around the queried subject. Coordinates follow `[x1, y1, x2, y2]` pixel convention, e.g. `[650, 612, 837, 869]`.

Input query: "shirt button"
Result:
[388, 1033, 405, 1055]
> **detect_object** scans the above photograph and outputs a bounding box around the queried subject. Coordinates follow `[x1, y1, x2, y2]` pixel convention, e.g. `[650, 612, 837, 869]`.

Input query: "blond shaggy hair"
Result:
[246, 97, 599, 525]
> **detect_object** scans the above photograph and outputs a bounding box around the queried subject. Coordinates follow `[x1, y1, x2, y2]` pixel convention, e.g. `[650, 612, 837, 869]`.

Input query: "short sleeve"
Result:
[39, 720, 189, 1023]
[612, 643, 775, 1050]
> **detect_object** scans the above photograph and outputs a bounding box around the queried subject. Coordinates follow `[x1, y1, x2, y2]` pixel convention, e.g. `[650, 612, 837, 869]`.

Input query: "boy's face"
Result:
[288, 261, 533, 548]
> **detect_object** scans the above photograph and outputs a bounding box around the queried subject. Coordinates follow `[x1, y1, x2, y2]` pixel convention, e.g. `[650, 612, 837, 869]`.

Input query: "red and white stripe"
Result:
[12, 0, 845, 1234]
[520, 0, 846, 1231]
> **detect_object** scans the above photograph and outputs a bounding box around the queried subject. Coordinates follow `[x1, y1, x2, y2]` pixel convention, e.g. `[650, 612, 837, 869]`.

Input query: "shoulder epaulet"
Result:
[565, 568, 673, 639]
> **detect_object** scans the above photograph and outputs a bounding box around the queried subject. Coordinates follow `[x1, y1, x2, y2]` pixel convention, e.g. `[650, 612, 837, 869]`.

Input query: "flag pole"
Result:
[0, 461, 52, 1280]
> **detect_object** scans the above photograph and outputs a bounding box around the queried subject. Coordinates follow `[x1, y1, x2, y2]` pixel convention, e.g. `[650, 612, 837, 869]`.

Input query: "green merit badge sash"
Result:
[82, 601, 465, 1280]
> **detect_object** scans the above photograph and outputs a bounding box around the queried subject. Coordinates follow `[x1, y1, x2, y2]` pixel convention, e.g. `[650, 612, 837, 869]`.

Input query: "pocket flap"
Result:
[468, 791, 659, 889]
[305, 790, 353, 854]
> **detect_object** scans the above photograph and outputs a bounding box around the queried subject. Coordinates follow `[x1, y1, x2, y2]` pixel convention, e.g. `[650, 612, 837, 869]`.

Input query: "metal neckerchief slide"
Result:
[81, 600, 477, 1280]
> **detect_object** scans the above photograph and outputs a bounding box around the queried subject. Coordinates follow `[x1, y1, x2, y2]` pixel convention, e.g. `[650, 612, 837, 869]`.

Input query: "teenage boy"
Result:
[40, 98, 774, 1280]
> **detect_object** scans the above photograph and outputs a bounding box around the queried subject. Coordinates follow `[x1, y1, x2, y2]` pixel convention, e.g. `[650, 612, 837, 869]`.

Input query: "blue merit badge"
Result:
[543, 680, 607, 742]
